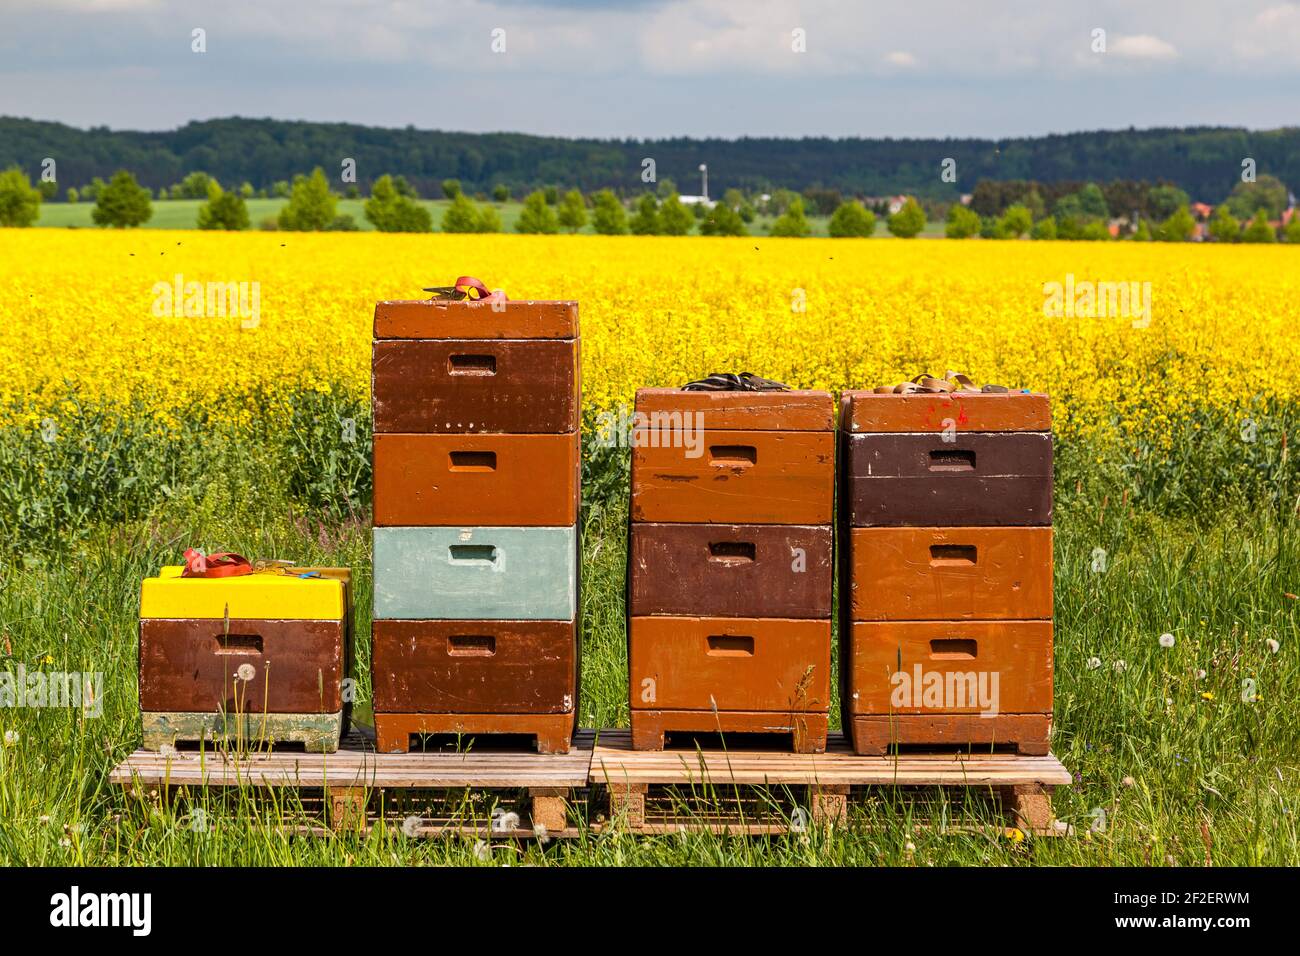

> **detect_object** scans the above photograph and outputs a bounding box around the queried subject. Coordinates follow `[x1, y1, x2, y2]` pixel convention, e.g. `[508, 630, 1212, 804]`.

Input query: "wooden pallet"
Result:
[108, 726, 1072, 837]
[110, 726, 592, 837]
[590, 729, 1071, 835]
[629, 710, 829, 754]
[141, 710, 345, 754]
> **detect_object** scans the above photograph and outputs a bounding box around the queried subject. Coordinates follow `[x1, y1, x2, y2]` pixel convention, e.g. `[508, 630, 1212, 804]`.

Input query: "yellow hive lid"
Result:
[141, 566, 348, 621]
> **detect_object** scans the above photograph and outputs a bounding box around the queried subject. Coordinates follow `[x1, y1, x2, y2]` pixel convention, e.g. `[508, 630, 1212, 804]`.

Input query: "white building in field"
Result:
[678, 195, 716, 208]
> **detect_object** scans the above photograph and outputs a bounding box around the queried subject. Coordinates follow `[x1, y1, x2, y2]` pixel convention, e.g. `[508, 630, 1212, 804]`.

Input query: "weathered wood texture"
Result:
[371, 619, 576, 714]
[847, 526, 1054, 620]
[842, 432, 1053, 526]
[631, 429, 834, 524]
[373, 712, 576, 754]
[590, 729, 1070, 786]
[849, 714, 1052, 756]
[629, 523, 832, 618]
[139, 618, 345, 713]
[140, 710, 345, 753]
[628, 616, 831, 713]
[372, 339, 578, 434]
[842, 390, 1051, 433]
[373, 432, 579, 527]
[846, 620, 1053, 715]
[374, 299, 579, 340]
[372, 526, 577, 620]
[634, 388, 835, 431]
[629, 710, 829, 753]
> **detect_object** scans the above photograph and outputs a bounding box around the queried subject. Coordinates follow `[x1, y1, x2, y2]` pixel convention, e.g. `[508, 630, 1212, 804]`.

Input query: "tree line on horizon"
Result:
[4, 115, 1300, 205]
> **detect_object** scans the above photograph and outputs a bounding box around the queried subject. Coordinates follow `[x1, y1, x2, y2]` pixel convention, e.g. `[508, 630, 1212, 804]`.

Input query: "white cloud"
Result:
[1109, 34, 1178, 60]
[883, 50, 917, 68]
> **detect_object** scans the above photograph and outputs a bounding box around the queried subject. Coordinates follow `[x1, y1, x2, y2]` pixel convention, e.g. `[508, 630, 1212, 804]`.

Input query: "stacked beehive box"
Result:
[139, 566, 353, 753]
[839, 389, 1053, 755]
[628, 387, 836, 752]
[370, 296, 580, 754]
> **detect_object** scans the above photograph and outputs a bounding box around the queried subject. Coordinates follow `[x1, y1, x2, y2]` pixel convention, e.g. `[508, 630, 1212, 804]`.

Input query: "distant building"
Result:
[678, 195, 715, 208]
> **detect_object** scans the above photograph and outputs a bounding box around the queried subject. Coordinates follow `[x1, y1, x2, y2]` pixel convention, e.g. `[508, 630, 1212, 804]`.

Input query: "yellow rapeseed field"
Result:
[3, 229, 1297, 444]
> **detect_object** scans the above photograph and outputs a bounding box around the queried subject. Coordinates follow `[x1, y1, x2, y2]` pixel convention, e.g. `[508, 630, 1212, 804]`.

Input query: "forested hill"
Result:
[2, 115, 1297, 202]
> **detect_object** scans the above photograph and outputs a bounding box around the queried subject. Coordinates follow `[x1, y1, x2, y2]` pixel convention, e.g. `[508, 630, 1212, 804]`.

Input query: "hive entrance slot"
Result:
[929, 544, 977, 566]
[707, 634, 755, 656]
[449, 545, 498, 565]
[449, 451, 497, 472]
[448, 354, 496, 375]
[448, 635, 496, 656]
[929, 638, 978, 660]
[928, 449, 975, 471]
[709, 445, 757, 466]
[214, 633, 263, 655]
[708, 541, 756, 564]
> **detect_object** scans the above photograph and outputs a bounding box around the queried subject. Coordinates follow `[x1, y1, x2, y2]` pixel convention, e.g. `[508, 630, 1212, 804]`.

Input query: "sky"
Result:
[1, 0, 1297, 139]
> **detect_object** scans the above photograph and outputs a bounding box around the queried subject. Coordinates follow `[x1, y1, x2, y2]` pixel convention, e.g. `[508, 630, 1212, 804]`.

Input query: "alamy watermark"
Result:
[1043, 274, 1151, 328]
[152, 273, 261, 328]
[890, 665, 1000, 717]
[594, 404, 704, 458]
[1, 664, 104, 717]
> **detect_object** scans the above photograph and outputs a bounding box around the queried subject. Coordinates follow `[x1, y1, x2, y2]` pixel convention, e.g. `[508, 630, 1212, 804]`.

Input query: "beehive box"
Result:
[839, 390, 1054, 755]
[628, 387, 835, 752]
[370, 298, 581, 754]
[138, 566, 353, 753]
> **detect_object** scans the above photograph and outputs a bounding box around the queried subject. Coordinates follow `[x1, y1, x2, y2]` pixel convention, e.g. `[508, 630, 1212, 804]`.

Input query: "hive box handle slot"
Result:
[709, 445, 757, 466]
[448, 354, 496, 375]
[928, 449, 976, 471]
[449, 450, 497, 472]
[214, 633, 263, 655]
[929, 544, 977, 566]
[708, 541, 756, 564]
[449, 545, 498, 565]
[448, 634, 496, 656]
[707, 634, 755, 656]
[929, 638, 978, 660]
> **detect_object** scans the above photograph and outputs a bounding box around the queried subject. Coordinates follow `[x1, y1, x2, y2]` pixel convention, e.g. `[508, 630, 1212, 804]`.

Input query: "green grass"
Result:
[0, 407, 1296, 865]
[35, 198, 936, 238]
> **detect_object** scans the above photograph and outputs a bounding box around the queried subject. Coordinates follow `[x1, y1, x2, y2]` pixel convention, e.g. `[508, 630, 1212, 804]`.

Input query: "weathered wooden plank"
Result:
[140, 710, 345, 754]
[629, 524, 832, 618]
[634, 388, 835, 431]
[847, 526, 1053, 621]
[374, 299, 579, 340]
[372, 526, 577, 620]
[374, 711, 576, 754]
[842, 390, 1051, 433]
[849, 714, 1053, 756]
[629, 709, 829, 753]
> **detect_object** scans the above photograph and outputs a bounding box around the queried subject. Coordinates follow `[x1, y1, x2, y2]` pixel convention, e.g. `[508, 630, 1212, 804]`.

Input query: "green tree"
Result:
[392, 175, 418, 198]
[998, 204, 1033, 238]
[1148, 184, 1190, 220]
[365, 174, 433, 232]
[1206, 205, 1240, 243]
[441, 178, 462, 199]
[1156, 205, 1196, 242]
[1080, 220, 1112, 241]
[278, 168, 338, 231]
[492, 184, 510, 202]
[37, 179, 57, 201]
[441, 193, 483, 233]
[196, 182, 250, 230]
[591, 189, 628, 235]
[1030, 216, 1057, 240]
[1226, 174, 1289, 220]
[1282, 213, 1300, 243]
[770, 197, 812, 237]
[0, 166, 42, 227]
[270, 180, 290, 199]
[1132, 219, 1152, 241]
[344, 184, 360, 199]
[658, 193, 694, 235]
[65, 187, 79, 203]
[516, 190, 559, 234]
[1241, 208, 1277, 243]
[945, 203, 981, 239]
[240, 182, 254, 198]
[629, 193, 661, 235]
[177, 171, 216, 199]
[887, 197, 926, 238]
[655, 177, 677, 199]
[556, 189, 587, 233]
[543, 186, 559, 205]
[1076, 182, 1110, 219]
[91, 170, 152, 228]
[699, 203, 746, 236]
[828, 200, 876, 237]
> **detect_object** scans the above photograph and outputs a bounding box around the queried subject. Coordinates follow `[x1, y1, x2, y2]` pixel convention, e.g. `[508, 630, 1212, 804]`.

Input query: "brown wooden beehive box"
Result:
[137, 567, 353, 753]
[838, 389, 1054, 755]
[371, 298, 581, 755]
[628, 387, 834, 752]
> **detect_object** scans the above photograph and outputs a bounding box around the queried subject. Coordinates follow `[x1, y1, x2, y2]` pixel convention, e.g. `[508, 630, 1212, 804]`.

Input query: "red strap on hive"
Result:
[181, 549, 253, 578]
[455, 276, 507, 301]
